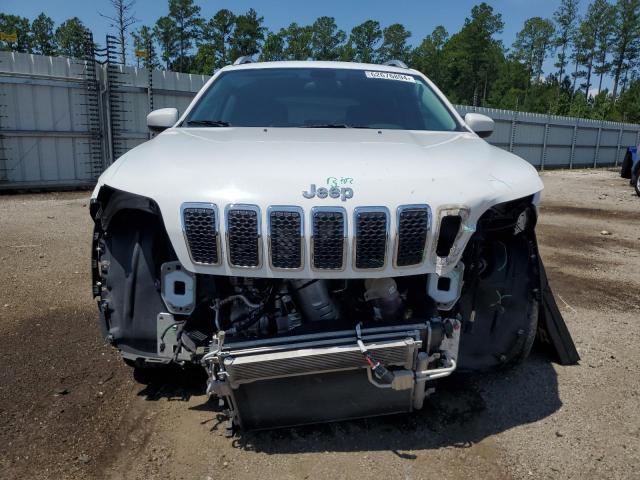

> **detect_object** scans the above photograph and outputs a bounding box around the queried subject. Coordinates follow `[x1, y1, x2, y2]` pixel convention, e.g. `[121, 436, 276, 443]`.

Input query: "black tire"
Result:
[635, 174, 640, 197]
[621, 152, 632, 178]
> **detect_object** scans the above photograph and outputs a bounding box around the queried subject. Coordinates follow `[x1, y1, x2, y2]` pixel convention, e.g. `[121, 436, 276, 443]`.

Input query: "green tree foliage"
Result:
[553, 0, 580, 84]
[153, 16, 178, 69]
[575, 1, 616, 95]
[168, 0, 201, 72]
[348, 20, 382, 63]
[193, 9, 235, 73]
[310, 16, 345, 60]
[614, 78, 640, 121]
[441, 3, 504, 105]
[378, 23, 411, 63]
[55, 17, 91, 58]
[2, 1, 640, 122]
[512, 17, 556, 82]
[131, 25, 158, 69]
[0, 14, 31, 52]
[229, 8, 265, 59]
[411, 26, 448, 87]
[260, 30, 286, 61]
[283, 23, 313, 60]
[590, 0, 616, 94]
[30, 13, 57, 56]
[610, 0, 640, 98]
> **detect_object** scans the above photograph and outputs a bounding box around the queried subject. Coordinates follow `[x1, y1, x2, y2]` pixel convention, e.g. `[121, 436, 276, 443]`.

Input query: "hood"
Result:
[95, 127, 543, 278]
[98, 127, 541, 205]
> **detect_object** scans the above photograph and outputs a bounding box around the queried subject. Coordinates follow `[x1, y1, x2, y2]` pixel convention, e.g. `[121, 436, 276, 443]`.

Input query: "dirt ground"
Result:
[0, 169, 639, 480]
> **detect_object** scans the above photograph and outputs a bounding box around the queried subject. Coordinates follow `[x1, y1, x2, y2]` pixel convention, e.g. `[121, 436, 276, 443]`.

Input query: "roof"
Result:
[219, 60, 420, 76]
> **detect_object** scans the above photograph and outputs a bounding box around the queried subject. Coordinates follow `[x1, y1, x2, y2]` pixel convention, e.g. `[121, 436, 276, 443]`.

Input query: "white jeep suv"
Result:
[90, 60, 578, 432]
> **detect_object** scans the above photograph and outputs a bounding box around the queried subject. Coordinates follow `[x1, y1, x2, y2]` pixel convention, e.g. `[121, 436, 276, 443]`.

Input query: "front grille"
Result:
[311, 208, 346, 270]
[269, 208, 303, 269]
[354, 208, 388, 269]
[396, 205, 430, 267]
[182, 205, 219, 265]
[183, 203, 439, 271]
[226, 206, 260, 268]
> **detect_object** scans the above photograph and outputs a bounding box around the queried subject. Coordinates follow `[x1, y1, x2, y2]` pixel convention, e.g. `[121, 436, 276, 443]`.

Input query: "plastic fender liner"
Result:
[533, 234, 580, 366]
[457, 196, 578, 370]
[90, 185, 177, 358]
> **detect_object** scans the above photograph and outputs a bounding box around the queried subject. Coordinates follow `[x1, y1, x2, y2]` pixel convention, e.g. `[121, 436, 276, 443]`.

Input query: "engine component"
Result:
[364, 278, 403, 321]
[160, 262, 196, 314]
[274, 293, 303, 333]
[156, 313, 191, 361]
[289, 279, 338, 322]
[205, 320, 460, 430]
[426, 262, 465, 311]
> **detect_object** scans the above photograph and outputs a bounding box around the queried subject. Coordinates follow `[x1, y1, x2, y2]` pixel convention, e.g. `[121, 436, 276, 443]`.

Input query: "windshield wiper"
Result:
[301, 123, 352, 128]
[301, 123, 374, 129]
[184, 119, 231, 127]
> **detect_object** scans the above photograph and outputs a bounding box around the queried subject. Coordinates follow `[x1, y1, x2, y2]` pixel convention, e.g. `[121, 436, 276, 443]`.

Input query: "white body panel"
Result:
[93, 61, 543, 279]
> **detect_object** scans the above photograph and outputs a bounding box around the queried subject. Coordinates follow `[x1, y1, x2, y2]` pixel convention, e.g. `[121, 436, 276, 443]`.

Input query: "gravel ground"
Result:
[0, 169, 639, 480]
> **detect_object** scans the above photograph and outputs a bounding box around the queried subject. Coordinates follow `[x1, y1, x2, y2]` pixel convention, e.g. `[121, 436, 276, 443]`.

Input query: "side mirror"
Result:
[464, 113, 494, 138]
[147, 108, 179, 133]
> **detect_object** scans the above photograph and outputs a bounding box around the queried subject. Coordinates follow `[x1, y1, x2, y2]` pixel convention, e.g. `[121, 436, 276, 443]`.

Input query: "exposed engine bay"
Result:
[90, 187, 578, 432]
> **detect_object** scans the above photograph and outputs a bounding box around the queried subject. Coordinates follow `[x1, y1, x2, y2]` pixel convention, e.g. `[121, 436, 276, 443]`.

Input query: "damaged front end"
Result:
[90, 186, 578, 432]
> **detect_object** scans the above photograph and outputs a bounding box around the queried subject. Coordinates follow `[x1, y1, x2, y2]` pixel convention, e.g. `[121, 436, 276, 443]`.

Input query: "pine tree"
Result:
[411, 26, 449, 86]
[153, 16, 178, 69]
[310, 17, 345, 61]
[100, 0, 137, 64]
[378, 23, 411, 63]
[610, 0, 640, 98]
[229, 8, 265, 60]
[259, 30, 286, 61]
[55, 17, 92, 58]
[168, 0, 202, 72]
[283, 23, 313, 60]
[348, 20, 382, 64]
[31, 13, 57, 56]
[512, 17, 555, 90]
[553, 0, 580, 84]
[0, 14, 32, 53]
[131, 25, 157, 69]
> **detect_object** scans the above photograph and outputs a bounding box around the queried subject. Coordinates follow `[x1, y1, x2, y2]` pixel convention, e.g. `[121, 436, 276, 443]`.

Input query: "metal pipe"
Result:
[415, 357, 457, 380]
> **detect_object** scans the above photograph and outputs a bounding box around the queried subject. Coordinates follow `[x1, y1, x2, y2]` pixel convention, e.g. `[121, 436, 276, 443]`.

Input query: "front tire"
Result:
[635, 174, 640, 197]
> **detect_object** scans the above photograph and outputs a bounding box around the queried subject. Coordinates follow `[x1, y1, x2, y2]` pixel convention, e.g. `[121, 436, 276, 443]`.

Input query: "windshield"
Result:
[182, 67, 460, 131]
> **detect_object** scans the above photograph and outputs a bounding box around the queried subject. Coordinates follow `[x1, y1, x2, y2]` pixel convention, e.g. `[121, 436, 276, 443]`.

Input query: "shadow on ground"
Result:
[132, 346, 563, 454]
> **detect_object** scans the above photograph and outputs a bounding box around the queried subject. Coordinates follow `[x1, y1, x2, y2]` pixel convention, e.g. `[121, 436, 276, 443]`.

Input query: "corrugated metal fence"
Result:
[0, 51, 208, 190]
[456, 105, 640, 169]
[1, 51, 639, 190]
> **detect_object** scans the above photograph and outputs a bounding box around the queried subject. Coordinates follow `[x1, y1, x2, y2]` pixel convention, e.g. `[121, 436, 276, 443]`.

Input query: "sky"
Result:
[4, 0, 591, 73]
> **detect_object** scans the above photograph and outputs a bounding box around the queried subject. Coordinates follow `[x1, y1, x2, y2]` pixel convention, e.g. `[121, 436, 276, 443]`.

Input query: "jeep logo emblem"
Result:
[303, 184, 354, 202]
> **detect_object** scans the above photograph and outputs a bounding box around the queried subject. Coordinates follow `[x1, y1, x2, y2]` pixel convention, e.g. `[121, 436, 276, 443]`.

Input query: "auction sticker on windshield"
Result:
[365, 71, 416, 83]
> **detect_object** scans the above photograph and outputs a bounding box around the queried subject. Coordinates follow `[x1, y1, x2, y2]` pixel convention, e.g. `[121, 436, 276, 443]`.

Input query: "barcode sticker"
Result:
[365, 71, 416, 83]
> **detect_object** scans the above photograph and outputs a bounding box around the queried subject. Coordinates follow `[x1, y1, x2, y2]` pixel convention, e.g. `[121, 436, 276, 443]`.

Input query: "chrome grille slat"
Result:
[354, 207, 389, 270]
[311, 207, 347, 270]
[182, 203, 436, 272]
[226, 205, 261, 268]
[268, 206, 304, 270]
[395, 205, 430, 267]
[181, 203, 220, 265]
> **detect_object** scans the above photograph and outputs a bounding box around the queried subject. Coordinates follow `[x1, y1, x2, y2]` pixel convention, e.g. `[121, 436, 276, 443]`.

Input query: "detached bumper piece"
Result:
[203, 321, 459, 431]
